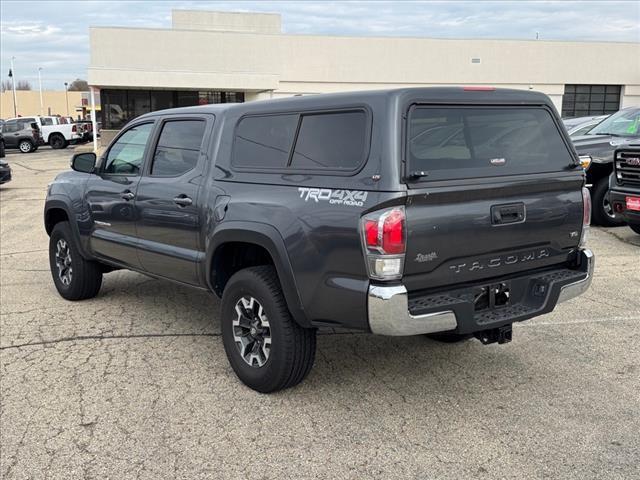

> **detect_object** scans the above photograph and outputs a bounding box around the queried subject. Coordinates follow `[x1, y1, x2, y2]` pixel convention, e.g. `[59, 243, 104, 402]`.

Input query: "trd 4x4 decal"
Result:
[298, 188, 368, 207]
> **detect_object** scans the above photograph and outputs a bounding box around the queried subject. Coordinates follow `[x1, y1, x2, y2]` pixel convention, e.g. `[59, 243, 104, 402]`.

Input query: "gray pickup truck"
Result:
[44, 87, 594, 392]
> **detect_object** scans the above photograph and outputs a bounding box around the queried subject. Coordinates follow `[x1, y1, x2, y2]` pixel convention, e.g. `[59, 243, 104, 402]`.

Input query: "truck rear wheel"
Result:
[221, 266, 316, 393]
[592, 178, 624, 227]
[49, 133, 68, 149]
[49, 221, 103, 300]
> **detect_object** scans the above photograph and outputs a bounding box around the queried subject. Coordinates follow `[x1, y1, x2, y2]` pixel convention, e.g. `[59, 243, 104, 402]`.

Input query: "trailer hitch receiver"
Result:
[475, 324, 513, 345]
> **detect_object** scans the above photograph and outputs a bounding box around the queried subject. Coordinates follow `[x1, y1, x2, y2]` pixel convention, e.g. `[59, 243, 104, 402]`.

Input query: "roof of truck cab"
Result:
[138, 87, 556, 119]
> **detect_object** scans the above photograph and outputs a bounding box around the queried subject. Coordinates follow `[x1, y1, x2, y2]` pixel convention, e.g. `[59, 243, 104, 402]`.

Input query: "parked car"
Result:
[563, 115, 608, 137]
[572, 107, 640, 226]
[0, 158, 11, 184]
[36, 116, 84, 149]
[1, 118, 44, 153]
[608, 145, 640, 235]
[44, 87, 593, 392]
[74, 120, 96, 142]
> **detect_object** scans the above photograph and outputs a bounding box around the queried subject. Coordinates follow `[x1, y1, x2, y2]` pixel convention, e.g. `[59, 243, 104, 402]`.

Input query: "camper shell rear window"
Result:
[407, 106, 574, 181]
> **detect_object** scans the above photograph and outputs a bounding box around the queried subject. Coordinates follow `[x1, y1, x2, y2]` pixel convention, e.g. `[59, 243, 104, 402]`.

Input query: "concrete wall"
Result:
[171, 10, 281, 33]
[88, 27, 280, 91]
[1, 90, 86, 119]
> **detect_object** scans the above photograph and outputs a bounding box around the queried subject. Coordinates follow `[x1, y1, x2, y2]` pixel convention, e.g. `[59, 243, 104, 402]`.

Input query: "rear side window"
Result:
[233, 114, 298, 168]
[18, 120, 35, 130]
[408, 107, 573, 181]
[150, 120, 206, 176]
[233, 110, 368, 172]
[290, 111, 366, 170]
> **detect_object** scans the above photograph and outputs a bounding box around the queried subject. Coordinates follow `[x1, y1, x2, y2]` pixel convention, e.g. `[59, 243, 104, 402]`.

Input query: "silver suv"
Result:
[1, 118, 44, 153]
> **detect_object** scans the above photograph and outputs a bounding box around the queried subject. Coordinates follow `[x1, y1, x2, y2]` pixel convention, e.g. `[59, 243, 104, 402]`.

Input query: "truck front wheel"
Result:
[592, 178, 624, 227]
[48, 222, 103, 300]
[221, 266, 316, 393]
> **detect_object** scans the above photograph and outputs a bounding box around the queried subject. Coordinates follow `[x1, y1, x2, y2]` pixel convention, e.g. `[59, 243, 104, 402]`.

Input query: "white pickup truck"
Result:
[36, 116, 83, 149]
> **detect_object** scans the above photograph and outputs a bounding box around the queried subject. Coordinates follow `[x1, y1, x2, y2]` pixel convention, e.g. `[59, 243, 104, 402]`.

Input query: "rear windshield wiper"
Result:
[593, 132, 621, 137]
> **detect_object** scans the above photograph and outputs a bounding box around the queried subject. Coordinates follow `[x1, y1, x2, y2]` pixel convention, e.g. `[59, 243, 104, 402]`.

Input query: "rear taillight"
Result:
[361, 206, 406, 280]
[72, 125, 77, 133]
[580, 187, 591, 247]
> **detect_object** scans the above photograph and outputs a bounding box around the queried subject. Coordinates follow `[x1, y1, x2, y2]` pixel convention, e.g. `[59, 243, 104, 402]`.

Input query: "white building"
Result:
[88, 10, 640, 140]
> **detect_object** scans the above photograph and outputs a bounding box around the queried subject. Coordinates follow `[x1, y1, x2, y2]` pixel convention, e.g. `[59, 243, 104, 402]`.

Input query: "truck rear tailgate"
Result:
[403, 105, 584, 291]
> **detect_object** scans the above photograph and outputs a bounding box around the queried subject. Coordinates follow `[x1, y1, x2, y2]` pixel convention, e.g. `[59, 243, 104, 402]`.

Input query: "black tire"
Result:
[0, 140, 5, 158]
[49, 221, 103, 300]
[629, 223, 640, 235]
[18, 140, 34, 154]
[591, 178, 624, 227]
[221, 266, 316, 393]
[49, 133, 68, 149]
[425, 332, 473, 343]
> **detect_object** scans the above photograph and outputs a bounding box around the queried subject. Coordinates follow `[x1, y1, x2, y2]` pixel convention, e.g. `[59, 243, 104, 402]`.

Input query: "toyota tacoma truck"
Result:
[44, 87, 594, 392]
[609, 144, 640, 235]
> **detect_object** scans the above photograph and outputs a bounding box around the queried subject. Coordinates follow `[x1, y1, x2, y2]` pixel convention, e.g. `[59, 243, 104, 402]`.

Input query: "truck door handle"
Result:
[173, 195, 192, 207]
[121, 191, 135, 201]
[491, 203, 525, 225]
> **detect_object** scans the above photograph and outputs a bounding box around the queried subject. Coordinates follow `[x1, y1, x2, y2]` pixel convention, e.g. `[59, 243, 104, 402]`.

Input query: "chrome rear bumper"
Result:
[367, 284, 457, 336]
[556, 249, 595, 304]
[367, 248, 594, 336]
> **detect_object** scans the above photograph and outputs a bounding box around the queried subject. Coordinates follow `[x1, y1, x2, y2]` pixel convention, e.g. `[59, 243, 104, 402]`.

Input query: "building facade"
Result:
[0, 90, 93, 119]
[88, 10, 640, 140]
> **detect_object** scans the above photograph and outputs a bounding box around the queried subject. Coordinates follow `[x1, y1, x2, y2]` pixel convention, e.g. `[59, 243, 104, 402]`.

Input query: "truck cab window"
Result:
[150, 120, 206, 176]
[103, 123, 154, 175]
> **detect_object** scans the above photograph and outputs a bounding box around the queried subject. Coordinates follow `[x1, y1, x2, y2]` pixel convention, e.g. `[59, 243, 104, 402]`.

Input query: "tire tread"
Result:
[221, 265, 316, 392]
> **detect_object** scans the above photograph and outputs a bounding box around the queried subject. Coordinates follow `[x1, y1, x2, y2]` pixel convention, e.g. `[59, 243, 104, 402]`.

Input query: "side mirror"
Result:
[71, 152, 97, 173]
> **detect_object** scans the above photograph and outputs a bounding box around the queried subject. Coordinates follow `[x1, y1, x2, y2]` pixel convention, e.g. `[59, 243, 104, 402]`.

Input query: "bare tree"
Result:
[67, 79, 89, 91]
[2, 80, 31, 91]
[16, 80, 32, 90]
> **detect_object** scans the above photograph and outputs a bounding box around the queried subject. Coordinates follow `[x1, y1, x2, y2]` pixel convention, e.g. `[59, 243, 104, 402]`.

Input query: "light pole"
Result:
[38, 68, 44, 115]
[64, 82, 69, 116]
[10, 57, 18, 117]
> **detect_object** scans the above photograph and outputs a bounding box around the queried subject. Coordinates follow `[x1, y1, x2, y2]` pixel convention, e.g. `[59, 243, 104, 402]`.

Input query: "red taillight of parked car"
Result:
[72, 125, 77, 133]
[361, 206, 406, 280]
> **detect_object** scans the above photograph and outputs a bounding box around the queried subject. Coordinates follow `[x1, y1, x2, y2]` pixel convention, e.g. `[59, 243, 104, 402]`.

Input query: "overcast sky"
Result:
[1, 0, 639, 90]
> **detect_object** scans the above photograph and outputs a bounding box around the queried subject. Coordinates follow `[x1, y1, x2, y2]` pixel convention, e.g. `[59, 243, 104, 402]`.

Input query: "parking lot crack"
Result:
[0, 332, 221, 350]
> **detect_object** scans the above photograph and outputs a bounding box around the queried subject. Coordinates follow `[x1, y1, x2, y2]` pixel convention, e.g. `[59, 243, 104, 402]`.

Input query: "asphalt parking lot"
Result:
[1, 146, 639, 480]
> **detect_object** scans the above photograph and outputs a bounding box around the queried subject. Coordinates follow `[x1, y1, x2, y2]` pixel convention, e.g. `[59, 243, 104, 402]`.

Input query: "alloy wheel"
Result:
[19, 142, 32, 153]
[55, 239, 73, 286]
[232, 296, 272, 367]
[602, 195, 616, 219]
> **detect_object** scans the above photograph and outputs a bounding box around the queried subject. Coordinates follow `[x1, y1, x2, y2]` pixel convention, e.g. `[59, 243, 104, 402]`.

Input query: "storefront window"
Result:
[101, 89, 245, 129]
